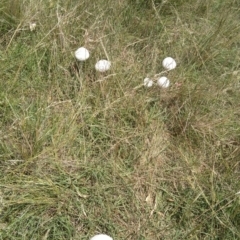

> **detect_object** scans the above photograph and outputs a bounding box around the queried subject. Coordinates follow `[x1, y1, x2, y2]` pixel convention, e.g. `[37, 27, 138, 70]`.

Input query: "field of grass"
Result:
[0, 0, 240, 239]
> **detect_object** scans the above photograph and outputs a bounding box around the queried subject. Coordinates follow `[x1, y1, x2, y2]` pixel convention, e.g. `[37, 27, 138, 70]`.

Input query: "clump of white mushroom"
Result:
[143, 57, 177, 88]
[73, 47, 176, 87]
[74, 47, 111, 72]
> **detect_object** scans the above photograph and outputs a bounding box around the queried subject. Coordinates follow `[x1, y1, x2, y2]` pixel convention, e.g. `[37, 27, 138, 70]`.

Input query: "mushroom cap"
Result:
[143, 77, 153, 87]
[162, 57, 177, 70]
[75, 47, 90, 61]
[90, 234, 113, 240]
[95, 60, 111, 72]
[157, 76, 170, 88]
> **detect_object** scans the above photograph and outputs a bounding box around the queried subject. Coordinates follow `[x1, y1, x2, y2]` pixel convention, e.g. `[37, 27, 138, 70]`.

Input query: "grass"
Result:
[0, 0, 240, 239]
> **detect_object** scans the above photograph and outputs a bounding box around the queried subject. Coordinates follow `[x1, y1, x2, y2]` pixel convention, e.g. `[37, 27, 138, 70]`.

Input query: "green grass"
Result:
[0, 0, 240, 239]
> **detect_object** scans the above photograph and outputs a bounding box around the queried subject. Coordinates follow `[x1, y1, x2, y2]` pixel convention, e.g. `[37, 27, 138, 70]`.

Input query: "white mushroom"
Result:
[75, 47, 90, 61]
[90, 234, 113, 240]
[162, 57, 177, 70]
[143, 77, 153, 87]
[157, 76, 170, 88]
[95, 60, 111, 72]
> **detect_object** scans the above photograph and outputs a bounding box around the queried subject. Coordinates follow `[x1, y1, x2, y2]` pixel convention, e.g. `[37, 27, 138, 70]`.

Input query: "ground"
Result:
[0, 0, 240, 239]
